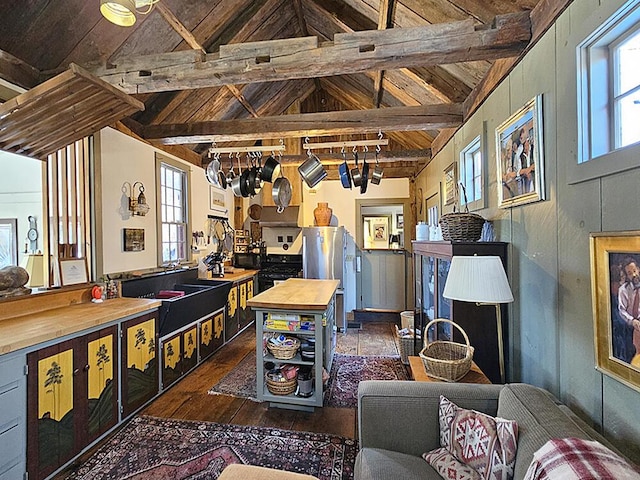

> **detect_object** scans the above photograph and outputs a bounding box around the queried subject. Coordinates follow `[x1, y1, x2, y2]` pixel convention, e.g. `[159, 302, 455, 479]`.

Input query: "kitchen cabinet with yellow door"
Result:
[225, 282, 239, 342]
[199, 307, 225, 361]
[120, 312, 159, 418]
[26, 325, 118, 480]
[239, 276, 257, 330]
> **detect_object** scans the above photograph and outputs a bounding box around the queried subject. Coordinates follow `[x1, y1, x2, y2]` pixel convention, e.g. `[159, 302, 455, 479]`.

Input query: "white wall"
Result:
[0, 151, 44, 266]
[96, 128, 234, 275]
[418, 0, 640, 462]
[300, 177, 410, 236]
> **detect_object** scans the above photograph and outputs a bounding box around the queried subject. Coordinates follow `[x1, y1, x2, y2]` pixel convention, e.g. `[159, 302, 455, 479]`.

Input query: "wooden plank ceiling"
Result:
[0, 0, 561, 176]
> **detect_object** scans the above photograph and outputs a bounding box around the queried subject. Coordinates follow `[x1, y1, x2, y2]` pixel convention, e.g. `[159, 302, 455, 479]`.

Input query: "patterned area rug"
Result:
[208, 353, 409, 409]
[324, 354, 409, 408]
[66, 415, 357, 480]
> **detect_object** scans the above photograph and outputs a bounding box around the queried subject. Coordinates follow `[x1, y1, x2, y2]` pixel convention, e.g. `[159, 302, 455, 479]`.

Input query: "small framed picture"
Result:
[443, 163, 457, 206]
[496, 94, 545, 208]
[59, 258, 88, 286]
[590, 231, 640, 392]
[123, 228, 145, 252]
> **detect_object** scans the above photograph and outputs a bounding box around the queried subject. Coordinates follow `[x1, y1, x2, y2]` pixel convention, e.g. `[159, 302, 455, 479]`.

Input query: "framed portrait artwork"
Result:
[496, 95, 545, 208]
[590, 232, 640, 392]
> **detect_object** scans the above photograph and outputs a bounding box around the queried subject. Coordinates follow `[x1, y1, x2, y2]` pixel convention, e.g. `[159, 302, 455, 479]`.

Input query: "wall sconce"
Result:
[123, 181, 150, 216]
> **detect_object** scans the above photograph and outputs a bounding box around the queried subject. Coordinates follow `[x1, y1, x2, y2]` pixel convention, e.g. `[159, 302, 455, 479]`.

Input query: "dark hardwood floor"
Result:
[56, 319, 399, 478]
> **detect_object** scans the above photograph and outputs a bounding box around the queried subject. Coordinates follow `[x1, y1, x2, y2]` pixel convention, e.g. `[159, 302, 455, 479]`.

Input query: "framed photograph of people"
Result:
[495, 95, 545, 208]
[590, 232, 640, 392]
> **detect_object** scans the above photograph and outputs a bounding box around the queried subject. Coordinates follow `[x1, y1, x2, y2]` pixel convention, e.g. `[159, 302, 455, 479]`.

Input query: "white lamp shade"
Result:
[443, 255, 514, 304]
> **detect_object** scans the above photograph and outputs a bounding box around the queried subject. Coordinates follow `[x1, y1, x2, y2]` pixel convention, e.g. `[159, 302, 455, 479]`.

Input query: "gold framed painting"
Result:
[590, 231, 640, 392]
[496, 95, 545, 208]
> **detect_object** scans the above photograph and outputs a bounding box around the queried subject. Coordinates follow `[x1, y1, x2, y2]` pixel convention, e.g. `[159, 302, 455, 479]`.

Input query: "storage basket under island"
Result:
[419, 318, 474, 382]
[248, 278, 339, 411]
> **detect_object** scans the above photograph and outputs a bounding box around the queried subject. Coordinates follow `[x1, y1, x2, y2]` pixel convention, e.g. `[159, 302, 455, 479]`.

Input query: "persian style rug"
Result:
[208, 353, 409, 409]
[67, 415, 357, 480]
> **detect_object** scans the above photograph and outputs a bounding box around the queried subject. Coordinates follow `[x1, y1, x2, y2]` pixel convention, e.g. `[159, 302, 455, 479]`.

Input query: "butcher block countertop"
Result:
[0, 297, 161, 355]
[218, 269, 258, 283]
[247, 278, 339, 311]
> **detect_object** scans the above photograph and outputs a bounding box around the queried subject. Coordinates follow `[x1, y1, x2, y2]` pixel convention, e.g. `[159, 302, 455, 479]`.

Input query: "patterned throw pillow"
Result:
[431, 395, 519, 480]
[423, 447, 482, 480]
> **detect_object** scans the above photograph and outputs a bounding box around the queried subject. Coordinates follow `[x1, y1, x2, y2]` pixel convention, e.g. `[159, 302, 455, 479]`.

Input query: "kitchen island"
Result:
[248, 278, 339, 411]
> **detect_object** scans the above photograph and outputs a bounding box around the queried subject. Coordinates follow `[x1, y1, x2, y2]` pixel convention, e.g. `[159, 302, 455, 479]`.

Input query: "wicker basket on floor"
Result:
[266, 373, 298, 395]
[419, 319, 474, 382]
[266, 336, 300, 360]
[394, 325, 416, 365]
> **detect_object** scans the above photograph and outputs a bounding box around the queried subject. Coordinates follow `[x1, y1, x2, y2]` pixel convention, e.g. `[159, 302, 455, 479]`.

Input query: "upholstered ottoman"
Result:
[218, 464, 319, 480]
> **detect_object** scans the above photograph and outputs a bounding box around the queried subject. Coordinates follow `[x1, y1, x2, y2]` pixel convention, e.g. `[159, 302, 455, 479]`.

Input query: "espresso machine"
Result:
[202, 251, 225, 277]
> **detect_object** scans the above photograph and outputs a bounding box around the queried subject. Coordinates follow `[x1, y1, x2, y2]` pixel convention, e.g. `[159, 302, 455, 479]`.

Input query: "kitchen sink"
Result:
[120, 269, 232, 336]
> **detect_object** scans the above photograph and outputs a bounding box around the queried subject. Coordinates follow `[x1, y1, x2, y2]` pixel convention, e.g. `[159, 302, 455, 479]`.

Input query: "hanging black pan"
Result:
[360, 150, 370, 194]
[351, 150, 362, 187]
[339, 150, 352, 189]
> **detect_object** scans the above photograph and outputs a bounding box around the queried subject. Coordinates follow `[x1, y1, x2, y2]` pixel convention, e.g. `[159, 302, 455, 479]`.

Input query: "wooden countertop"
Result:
[219, 269, 258, 283]
[0, 297, 161, 355]
[408, 356, 491, 384]
[247, 278, 339, 311]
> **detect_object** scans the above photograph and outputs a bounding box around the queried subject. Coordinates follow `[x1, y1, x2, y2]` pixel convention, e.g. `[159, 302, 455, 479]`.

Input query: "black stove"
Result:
[258, 254, 302, 290]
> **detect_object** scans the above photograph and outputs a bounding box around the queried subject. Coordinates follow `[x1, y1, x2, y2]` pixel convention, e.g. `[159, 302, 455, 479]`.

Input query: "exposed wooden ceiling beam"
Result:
[92, 12, 531, 94]
[142, 103, 462, 144]
[373, 0, 395, 108]
[275, 149, 431, 166]
[155, 1, 259, 119]
[293, 0, 322, 92]
[0, 49, 40, 90]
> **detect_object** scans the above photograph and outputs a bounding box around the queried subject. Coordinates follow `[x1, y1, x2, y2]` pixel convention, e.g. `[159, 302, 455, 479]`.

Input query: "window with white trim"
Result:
[157, 155, 190, 265]
[578, 0, 640, 162]
[459, 136, 483, 210]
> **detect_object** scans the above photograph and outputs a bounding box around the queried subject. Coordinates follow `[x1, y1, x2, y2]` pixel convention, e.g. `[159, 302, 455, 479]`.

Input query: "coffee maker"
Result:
[202, 251, 225, 277]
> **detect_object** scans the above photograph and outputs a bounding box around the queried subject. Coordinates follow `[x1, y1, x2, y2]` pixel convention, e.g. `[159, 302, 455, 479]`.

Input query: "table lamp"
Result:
[442, 255, 513, 383]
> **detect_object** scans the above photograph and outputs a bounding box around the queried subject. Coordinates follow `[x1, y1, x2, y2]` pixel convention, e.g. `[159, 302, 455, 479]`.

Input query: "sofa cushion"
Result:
[497, 384, 595, 480]
[355, 447, 441, 480]
[435, 395, 518, 480]
[423, 447, 482, 479]
[523, 437, 640, 480]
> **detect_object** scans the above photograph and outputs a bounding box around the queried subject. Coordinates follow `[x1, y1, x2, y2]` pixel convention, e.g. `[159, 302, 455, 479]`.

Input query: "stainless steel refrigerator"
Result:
[302, 226, 348, 331]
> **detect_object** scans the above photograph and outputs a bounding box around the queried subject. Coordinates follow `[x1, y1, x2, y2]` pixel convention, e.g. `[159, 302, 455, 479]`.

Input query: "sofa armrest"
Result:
[357, 380, 503, 457]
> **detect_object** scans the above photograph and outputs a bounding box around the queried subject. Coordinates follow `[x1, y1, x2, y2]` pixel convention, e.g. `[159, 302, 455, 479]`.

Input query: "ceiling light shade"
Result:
[443, 255, 513, 304]
[100, 0, 137, 26]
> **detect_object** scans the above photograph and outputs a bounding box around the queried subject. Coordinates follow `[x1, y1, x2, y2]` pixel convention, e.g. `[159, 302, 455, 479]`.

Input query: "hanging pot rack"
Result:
[302, 139, 389, 151]
[208, 144, 285, 154]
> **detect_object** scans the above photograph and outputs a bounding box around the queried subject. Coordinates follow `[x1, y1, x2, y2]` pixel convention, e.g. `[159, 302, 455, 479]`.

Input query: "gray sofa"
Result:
[355, 381, 621, 480]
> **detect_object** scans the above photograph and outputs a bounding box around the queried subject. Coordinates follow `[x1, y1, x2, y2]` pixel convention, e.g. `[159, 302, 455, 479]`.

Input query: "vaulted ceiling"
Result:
[0, 0, 570, 177]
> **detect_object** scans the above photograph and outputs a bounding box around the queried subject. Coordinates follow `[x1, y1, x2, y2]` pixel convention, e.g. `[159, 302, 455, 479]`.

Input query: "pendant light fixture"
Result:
[100, 0, 159, 27]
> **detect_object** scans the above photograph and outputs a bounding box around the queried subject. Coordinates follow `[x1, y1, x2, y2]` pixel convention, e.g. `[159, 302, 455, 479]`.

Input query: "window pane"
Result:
[166, 169, 173, 188]
[617, 90, 640, 147]
[617, 31, 640, 94]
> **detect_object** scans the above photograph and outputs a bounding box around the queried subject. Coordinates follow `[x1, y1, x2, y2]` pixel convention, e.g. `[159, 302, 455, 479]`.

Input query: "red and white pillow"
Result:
[423, 395, 519, 480]
[523, 437, 640, 480]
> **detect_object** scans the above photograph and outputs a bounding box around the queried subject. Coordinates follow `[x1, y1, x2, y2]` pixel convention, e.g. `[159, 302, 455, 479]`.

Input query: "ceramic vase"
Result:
[314, 202, 332, 226]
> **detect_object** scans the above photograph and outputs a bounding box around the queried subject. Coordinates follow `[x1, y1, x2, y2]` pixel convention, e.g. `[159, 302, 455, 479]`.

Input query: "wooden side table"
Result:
[408, 356, 492, 384]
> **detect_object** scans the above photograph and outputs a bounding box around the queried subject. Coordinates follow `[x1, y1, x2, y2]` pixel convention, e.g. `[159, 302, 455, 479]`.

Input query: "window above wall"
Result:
[459, 135, 483, 211]
[578, 0, 640, 163]
[156, 154, 191, 266]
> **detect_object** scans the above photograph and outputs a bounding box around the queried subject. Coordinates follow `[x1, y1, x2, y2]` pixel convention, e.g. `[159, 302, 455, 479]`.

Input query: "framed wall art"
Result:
[443, 163, 457, 206]
[496, 94, 545, 208]
[59, 258, 88, 286]
[123, 228, 145, 252]
[590, 231, 640, 392]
